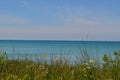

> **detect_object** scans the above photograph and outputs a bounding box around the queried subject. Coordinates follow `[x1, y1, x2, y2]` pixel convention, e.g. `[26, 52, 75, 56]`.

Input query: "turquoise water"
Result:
[0, 40, 120, 61]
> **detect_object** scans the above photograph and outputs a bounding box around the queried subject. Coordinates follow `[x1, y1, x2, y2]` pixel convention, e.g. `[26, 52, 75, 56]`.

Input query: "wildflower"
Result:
[82, 63, 89, 66]
[82, 68, 86, 72]
[55, 57, 60, 62]
[89, 59, 95, 64]
[86, 66, 91, 69]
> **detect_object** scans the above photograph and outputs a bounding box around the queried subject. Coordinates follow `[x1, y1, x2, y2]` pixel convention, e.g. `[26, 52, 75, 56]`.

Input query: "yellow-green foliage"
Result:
[1, 50, 120, 80]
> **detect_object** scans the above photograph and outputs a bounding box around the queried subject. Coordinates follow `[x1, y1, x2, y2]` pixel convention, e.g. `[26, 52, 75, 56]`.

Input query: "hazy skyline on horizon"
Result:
[0, 0, 120, 41]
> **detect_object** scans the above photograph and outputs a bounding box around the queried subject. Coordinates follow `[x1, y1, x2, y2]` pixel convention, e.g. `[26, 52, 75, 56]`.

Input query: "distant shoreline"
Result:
[0, 39, 120, 42]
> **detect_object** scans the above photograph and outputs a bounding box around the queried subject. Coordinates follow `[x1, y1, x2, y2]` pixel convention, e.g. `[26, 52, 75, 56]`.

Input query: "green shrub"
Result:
[103, 51, 120, 80]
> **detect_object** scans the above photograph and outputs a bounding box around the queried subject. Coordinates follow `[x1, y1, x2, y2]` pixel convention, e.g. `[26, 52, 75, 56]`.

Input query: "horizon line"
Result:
[0, 39, 120, 42]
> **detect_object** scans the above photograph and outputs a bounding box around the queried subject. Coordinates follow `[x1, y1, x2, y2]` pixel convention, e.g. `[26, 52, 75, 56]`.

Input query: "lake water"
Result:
[0, 40, 120, 62]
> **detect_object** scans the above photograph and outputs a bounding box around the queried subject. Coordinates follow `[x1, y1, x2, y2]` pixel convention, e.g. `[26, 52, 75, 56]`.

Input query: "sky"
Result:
[0, 0, 120, 41]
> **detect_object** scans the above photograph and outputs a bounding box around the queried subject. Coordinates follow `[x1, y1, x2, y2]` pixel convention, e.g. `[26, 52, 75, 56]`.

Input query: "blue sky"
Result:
[0, 0, 120, 41]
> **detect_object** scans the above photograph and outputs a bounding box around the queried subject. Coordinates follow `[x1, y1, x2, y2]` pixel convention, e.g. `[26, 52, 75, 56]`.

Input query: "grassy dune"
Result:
[0, 50, 120, 80]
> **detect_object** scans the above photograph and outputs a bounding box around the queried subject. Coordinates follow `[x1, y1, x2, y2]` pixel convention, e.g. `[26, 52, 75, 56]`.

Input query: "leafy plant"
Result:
[103, 51, 120, 80]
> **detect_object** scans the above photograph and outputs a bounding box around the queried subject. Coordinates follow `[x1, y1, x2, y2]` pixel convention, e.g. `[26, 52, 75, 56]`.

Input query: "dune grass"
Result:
[0, 50, 120, 80]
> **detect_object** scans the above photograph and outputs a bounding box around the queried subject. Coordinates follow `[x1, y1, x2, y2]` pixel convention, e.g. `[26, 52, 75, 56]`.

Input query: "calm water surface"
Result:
[0, 40, 120, 61]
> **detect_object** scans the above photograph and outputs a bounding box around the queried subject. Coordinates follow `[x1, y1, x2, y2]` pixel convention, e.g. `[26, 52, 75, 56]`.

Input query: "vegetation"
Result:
[0, 50, 120, 80]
